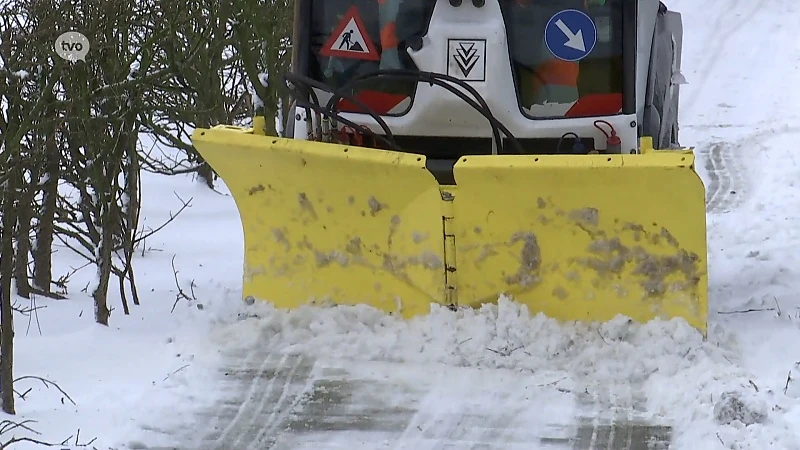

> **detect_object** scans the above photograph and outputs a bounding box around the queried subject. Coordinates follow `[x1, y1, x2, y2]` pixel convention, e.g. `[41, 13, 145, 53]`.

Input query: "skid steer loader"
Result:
[191, 0, 708, 333]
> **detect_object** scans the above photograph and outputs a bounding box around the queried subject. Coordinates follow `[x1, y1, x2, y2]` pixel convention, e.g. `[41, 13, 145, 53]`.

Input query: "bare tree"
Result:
[139, 0, 293, 184]
[232, 0, 294, 135]
[50, 0, 170, 324]
[0, 0, 295, 417]
[0, 0, 67, 414]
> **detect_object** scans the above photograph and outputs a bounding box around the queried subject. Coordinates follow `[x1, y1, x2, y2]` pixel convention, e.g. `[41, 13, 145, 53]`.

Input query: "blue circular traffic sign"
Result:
[544, 9, 598, 62]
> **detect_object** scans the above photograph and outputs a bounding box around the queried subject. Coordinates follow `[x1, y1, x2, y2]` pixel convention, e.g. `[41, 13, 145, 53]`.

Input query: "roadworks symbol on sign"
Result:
[320, 6, 380, 61]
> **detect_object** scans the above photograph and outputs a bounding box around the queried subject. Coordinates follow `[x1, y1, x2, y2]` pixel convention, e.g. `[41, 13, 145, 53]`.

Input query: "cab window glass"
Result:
[502, 0, 624, 118]
[309, 0, 432, 116]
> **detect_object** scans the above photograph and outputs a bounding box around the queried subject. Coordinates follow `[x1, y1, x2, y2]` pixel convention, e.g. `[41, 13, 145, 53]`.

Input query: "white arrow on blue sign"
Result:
[544, 9, 598, 62]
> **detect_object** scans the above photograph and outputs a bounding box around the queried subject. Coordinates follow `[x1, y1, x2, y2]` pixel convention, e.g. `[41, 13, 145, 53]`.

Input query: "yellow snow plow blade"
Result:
[191, 126, 447, 318]
[191, 126, 708, 333]
[450, 149, 707, 332]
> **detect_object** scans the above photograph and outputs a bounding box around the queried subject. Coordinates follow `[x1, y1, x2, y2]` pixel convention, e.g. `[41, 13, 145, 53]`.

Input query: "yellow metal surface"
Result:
[191, 125, 707, 332]
[252, 115, 267, 136]
[639, 136, 655, 154]
[190, 126, 447, 318]
[450, 151, 708, 333]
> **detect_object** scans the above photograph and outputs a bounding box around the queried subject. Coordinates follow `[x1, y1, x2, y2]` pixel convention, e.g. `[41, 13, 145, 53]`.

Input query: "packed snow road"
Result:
[128, 0, 800, 448]
[199, 359, 670, 450]
[161, 306, 683, 450]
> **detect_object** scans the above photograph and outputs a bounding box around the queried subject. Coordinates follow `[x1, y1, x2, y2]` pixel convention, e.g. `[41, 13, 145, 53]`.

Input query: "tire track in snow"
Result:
[390, 394, 544, 449]
[137, 340, 273, 449]
[700, 125, 800, 215]
[176, 320, 317, 450]
[678, 0, 764, 214]
[201, 345, 269, 443]
[572, 383, 670, 450]
[681, 0, 764, 116]
[226, 353, 296, 448]
[198, 352, 314, 450]
[386, 378, 669, 449]
[158, 351, 678, 450]
[206, 352, 285, 447]
[247, 355, 316, 449]
[698, 141, 749, 214]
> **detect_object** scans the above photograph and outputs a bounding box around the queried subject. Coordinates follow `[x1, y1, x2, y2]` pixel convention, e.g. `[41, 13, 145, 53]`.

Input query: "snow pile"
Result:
[714, 391, 768, 426]
[7, 295, 227, 449]
[202, 295, 800, 448]
[2, 168, 243, 449]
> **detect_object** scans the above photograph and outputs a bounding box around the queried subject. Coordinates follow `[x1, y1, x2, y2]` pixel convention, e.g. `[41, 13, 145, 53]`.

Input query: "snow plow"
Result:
[191, 0, 708, 333]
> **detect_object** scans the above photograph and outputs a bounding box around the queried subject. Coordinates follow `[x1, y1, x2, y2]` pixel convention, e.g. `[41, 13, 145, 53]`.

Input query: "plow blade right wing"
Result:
[450, 151, 708, 333]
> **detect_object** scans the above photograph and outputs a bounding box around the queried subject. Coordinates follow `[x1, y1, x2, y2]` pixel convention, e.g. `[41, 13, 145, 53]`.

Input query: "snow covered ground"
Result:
[7, 0, 800, 448]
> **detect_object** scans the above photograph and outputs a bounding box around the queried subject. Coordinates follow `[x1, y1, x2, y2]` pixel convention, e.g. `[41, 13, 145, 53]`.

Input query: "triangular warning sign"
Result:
[320, 6, 380, 61]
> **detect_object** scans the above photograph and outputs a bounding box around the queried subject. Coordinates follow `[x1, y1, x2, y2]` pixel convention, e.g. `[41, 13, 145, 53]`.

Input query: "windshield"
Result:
[502, 0, 624, 118]
[308, 0, 623, 119]
[308, 0, 431, 116]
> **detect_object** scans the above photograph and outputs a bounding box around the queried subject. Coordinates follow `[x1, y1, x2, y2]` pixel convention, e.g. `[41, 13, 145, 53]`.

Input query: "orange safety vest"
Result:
[512, 0, 622, 116]
[510, 0, 581, 107]
[377, 0, 402, 70]
[530, 59, 580, 101]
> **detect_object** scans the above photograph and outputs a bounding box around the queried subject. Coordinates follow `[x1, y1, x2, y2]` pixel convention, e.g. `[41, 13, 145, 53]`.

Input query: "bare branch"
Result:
[13, 376, 76, 406]
[170, 255, 192, 313]
[133, 192, 192, 248]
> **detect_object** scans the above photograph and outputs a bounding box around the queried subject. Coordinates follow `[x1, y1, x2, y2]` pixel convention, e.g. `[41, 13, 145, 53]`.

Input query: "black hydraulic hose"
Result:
[330, 72, 503, 153]
[327, 69, 525, 154]
[282, 72, 397, 145]
[295, 89, 403, 152]
[328, 70, 498, 136]
[291, 75, 320, 107]
[283, 71, 385, 135]
[283, 76, 322, 138]
[331, 69, 497, 130]
[285, 84, 401, 151]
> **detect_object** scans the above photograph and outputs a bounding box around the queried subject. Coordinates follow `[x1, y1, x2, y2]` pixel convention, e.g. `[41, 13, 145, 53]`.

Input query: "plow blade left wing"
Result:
[191, 126, 447, 317]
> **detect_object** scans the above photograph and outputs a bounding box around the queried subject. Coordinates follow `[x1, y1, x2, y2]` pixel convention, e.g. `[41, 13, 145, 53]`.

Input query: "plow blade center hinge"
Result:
[441, 190, 458, 309]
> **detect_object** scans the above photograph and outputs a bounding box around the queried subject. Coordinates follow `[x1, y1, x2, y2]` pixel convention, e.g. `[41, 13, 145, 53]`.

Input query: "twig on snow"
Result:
[170, 255, 194, 313]
[537, 376, 567, 388]
[0, 410, 96, 448]
[70, 428, 97, 447]
[717, 307, 776, 315]
[785, 370, 792, 395]
[163, 364, 190, 381]
[485, 345, 523, 357]
[0, 419, 39, 436]
[53, 261, 93, 296]
[13, 376, 76, 406]
[597, 328, 609, 344]
[0, 436, 58, 449]
[0, 419, 57, 449]
[13, 386, 33, 400]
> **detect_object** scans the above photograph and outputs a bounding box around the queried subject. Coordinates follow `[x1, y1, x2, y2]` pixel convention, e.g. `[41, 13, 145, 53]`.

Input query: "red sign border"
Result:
[319, 5, 380, 61]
